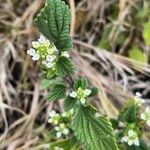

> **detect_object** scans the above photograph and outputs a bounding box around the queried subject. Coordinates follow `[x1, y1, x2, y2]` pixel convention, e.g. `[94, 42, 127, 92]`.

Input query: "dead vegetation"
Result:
[0, 0, 150, 149]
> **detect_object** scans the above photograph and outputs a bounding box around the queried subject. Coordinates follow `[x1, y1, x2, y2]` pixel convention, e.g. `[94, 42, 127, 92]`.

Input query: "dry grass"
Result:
[0, 0, 150, 149]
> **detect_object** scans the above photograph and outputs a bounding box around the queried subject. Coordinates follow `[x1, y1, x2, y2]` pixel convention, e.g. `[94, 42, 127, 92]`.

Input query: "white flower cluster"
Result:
[55, 123, 69, 138]
[27, 35, 58, 69]
[62, 109, 74, 118]
[121, 130, 139, 146]
[48, 110, 61, 125]
[48, 110, 73, 125]
[140, 107, 150, 126]
[69, 87, 91, 105]
[27, 35, 69, 69]
[134, 92, 145, 106]
[48, 110, 73, 139]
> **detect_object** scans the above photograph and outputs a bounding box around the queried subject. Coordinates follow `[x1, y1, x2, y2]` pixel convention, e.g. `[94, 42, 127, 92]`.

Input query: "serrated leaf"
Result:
[55, 56, 76, 77]
[73, 78, 81, 90]
[40, 77, 64, 89]
[89, 87, 99, 97]
[72, 105, 119, 150]
[48, 84, 66, 101]
[80, 77, 88, 89]
[40, 78, 52, 90]
[64, 96, 77, 111]
[34, 0, 72, 51]
[73, 78, 88, 90]
[119, 100, 140, 123]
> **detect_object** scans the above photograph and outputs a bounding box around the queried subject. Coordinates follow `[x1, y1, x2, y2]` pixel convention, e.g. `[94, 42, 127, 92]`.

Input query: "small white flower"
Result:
[128, 130, 135, 137]
[134, 138, 140, 146]
[128, 140, 134, 146]
[46, 55, 56, 62]
[52, 46, 58, 52]
[56, 132, 62, 138]
[135, 92, 142, 97]
[121, 136, 128, 142]
[62, 112, 67, 117]
[60, 123, 65, 129]
[48, 118, 53, 123]
[63, 128, 69, 135]
[119, 121, 124, 127]
[84, 89, 91, 96]
[80, 98, 86, 104]
[27, 48, 36, 56]
[55, 126, 60, 131]
[70, 91, 77, 98]
[140, 113, 146, 120]
[53, 120, 59, 125]
[32, 41, 40, 48]
[121, 130, 139, 146]
[55, 123, 69, 138]
[45, 62, 54, 68]
[32, 53, 40, 61]
[140, 107, 150, 126]
[48, 110, 60, 124]
[49, 110, 56, 117]
[61, 51, 69, 58]
[38, 35, 46, 43]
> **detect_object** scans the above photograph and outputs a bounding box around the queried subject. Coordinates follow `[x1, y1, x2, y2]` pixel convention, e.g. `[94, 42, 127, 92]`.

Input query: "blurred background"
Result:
[0, 0, 150, 149]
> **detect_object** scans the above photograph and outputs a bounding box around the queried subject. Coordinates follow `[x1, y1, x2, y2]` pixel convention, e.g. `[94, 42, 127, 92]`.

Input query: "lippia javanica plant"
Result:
[26, 0, 150, 149]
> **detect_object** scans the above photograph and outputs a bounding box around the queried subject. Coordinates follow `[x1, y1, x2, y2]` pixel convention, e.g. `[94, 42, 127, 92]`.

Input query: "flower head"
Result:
[27, 48, 40, 61]
[27, 35, 65, 71]
[55, 123, 69, 138]
[48, 110, 61, 125]
[69, 91, 77, 98]
[62, 109, 74, 117]
[140, 107, 150, 126]
[69, 87, 91, 105]
[121, 130, 139, 146]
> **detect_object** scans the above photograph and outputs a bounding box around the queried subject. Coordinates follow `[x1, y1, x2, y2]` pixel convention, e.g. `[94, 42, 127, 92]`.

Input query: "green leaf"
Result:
[129, 46, 148, 64]
[64, 96, 77, 111]
[110, 118, 119, 129]
[40, 77, 64, 89]
[89, 87, 99, 97]
[34, 0, 72, 51]
[72, 105, 119, 150]
[119, 100, 140, 123]
[55, 56, 76, 77]
[80, 77, 88, 89]
[143, 21, 150, 46]
[73, 78, 88, 90]
[73, 78, 81, 90]
[40, 78, 52, 90]
[48, 84, 66, 101]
